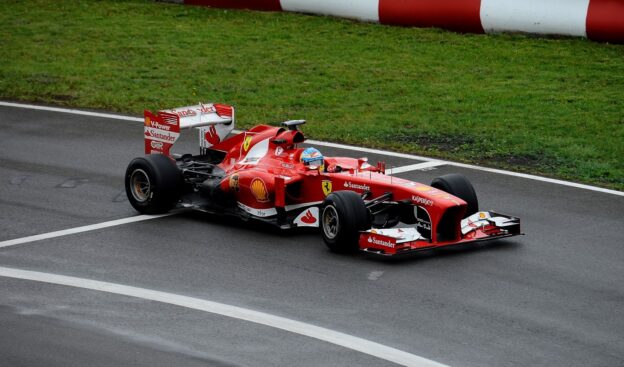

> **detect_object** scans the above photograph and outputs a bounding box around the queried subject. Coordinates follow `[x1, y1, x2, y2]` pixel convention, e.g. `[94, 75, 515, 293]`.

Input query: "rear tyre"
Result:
[125, 154, 182, 214]
[321, 191, 370, 253]
[431, 173, 479, 217]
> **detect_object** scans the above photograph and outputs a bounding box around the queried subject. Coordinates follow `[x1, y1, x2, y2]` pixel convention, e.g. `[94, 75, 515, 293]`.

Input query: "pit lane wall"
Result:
[174, 0, 624, 43]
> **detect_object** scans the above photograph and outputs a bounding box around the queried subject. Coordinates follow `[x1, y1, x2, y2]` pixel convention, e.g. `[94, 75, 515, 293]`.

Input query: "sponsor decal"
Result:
[229, 174, 240, 192]
[204, 125, 221, 145]
[243, 135, 253, 152]
[412, 195, 433, 206]
[300, 210, 316, 224]
[173, 109, 197, 117]
[293, 208, 318, 226]
[146, 119, 172, 131]
[275, 146, 284, 156]
[281, 163, 294, 169]
[250, 178, 269, 202]
[244, 157, 260, 163]
[479, 212, 487, 219]
[150, 140, 164, 150]
[414, 186, 431, 192]
[416, 218, 431, 231]
[367, 235, 395, 248]
[322, 180, 333, 196]
[237, 202, 277, 218]
[144, 127, 178, 142]
[344, 181, 370, 191]
[200, 104, 216, 114]
[415, 206, 432, 239]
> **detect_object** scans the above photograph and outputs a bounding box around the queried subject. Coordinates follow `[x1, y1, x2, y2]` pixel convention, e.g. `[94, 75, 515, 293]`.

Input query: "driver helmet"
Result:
[300, 147, 324, 168]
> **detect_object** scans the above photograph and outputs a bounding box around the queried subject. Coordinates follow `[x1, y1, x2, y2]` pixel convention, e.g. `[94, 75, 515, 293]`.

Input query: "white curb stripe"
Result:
[480, 0, 590, 37]
[443, 161, 624, 196]
[281, 0, 379, 22]
[1, 101, 622, 196]
[0, 214, 173, 249]
[0, 266, 448, 367]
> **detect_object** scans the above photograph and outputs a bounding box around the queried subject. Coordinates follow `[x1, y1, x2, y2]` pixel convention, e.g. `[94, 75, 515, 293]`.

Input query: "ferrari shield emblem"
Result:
[243, 135, 253, 152]
[322, 180, 332, 196]
[229, 174, 240, 192]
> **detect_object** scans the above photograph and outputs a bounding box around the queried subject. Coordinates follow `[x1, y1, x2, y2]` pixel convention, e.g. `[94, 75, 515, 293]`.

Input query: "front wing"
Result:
[359, 211, 521, 256]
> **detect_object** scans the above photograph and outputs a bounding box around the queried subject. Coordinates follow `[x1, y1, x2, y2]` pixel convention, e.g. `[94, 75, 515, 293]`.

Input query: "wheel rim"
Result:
[322, 205, 339, 240]
[130, 169, 151, 203]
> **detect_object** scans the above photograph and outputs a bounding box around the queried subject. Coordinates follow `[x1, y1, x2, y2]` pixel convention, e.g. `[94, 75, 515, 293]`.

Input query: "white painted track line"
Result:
[0, 214, 173, 249]
[0, 266, 448, 367]
[0, 154, 436, 249]
[0, 101, 143, 122]
[308, 139, 624, 196]
[1, 101, 622, 197]
[387, 161, 446, 175]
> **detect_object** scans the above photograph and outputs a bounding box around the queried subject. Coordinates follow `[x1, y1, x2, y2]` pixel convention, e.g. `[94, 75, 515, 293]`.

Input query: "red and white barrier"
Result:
[182, 0, 624, 43]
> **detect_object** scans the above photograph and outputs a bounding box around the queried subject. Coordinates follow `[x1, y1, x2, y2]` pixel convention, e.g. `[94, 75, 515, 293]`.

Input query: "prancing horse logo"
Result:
[243, 135, 253, 152]
[322, 180, 332, 196]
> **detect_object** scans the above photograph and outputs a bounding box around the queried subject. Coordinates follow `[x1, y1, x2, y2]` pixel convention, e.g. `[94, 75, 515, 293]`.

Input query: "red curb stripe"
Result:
[185, 0, 282, 11]
[379, 0, 484, 33]
[586, 0, 624, 43]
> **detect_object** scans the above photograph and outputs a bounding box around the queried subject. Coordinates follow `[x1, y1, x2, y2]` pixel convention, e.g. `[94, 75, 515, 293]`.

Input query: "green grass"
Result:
[1, 0, 623, 190]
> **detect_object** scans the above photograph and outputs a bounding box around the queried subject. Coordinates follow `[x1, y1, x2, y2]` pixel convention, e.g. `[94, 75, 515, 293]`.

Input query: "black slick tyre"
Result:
[431, 173, 479, 217]
[320, 191, 370, 253]
[125, 154, 182, 214]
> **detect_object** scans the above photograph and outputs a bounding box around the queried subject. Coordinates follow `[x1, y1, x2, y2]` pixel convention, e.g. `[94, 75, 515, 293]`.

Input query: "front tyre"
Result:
[431, 173, 479, 217]
[125, 154, 182, 214]
[321, 191, 370, 253]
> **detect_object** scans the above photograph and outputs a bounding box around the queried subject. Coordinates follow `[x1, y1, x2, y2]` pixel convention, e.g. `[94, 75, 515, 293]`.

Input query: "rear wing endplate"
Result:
[144, 102, 235, 155]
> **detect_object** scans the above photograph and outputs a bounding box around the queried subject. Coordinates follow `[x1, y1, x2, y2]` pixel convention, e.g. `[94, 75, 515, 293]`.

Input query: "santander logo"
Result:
[301, 210, 316, 224]
[204, 125, 221, 145]
[367, 235, 395, 248]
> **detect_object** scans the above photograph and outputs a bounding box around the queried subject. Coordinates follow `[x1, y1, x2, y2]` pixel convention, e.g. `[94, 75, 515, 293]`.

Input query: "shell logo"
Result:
[144, 116, 151, 126]
[250, 178, 269, 202]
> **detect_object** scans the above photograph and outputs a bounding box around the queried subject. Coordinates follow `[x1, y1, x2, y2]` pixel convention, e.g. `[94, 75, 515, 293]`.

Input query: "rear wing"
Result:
[144, 102, 235, 155]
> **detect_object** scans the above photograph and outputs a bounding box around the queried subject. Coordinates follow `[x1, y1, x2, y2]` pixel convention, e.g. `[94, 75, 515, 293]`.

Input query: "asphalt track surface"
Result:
[1, 105, 623, 367]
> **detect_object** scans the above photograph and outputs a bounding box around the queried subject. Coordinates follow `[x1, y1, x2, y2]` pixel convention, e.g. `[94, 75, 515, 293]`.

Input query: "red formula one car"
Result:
[125, 102, 521, 256]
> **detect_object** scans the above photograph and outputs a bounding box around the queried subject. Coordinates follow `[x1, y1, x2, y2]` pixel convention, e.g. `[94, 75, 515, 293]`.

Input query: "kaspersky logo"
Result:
[412, 195, 433, 206]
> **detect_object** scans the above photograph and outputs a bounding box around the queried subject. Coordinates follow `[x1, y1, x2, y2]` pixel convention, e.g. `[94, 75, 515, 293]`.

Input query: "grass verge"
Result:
[1, 0, 623, 189]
